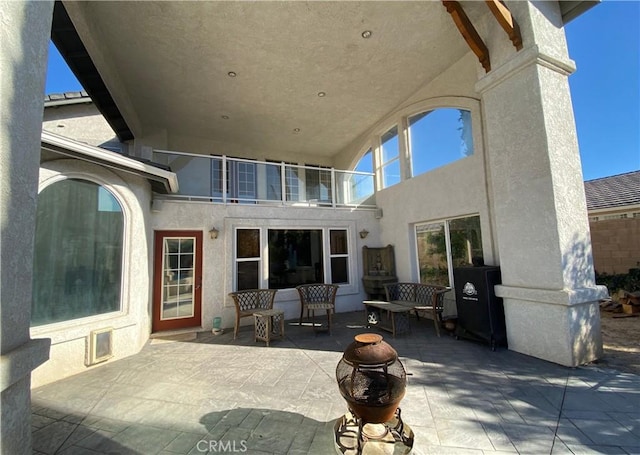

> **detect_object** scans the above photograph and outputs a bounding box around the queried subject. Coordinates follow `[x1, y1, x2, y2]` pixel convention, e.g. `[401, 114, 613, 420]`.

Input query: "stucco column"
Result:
[1, 2, 53, 453]
[476, 7, 606, 367]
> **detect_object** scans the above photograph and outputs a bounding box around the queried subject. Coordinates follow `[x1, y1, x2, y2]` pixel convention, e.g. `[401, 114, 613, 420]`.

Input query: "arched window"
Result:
[348, 148, 375, 202]
[408, 108, 474, 177]
[380, 125, 400, 188]
[32, 179, 124, 326]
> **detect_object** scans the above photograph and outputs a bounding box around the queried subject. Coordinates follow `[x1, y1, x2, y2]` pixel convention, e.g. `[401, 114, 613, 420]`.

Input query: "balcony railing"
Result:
[152, 149, 375, 208]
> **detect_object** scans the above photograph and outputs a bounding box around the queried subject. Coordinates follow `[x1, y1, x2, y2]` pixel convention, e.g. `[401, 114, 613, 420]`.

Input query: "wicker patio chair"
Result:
[296, 283, 339, 333]
[228, 289, 278, 339]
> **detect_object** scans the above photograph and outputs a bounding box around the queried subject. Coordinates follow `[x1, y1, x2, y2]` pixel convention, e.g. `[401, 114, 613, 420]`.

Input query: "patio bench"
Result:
[228, 289, 278, 339]
[384, 282, 448, 336]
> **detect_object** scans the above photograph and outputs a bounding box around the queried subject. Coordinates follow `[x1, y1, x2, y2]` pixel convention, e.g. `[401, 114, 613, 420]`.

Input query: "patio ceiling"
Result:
[56, 1, 595, 160]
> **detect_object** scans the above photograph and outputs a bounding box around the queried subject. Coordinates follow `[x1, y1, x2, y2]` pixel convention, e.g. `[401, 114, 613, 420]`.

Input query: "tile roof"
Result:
[44, 91, 89, 102]
[584, 170, 640, 210]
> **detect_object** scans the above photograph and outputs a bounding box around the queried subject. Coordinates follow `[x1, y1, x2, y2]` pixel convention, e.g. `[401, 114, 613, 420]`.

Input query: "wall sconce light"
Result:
[359, 229, 369, 239]
[209, 227, 219, 240]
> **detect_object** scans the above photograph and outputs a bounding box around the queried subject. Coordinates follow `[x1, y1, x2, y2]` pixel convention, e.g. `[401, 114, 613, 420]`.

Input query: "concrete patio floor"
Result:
[32, 311, 640, 454]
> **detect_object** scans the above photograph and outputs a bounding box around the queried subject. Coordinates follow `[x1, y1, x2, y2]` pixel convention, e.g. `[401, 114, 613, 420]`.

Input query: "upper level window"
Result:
[305, 165, 332, 203]
[355, 149, 373, 174]
[408, 108, 473, 177]
[345, 149, 375, 204]
[32, 179, 124, 326]
[212, 157, 257, 203]
[380, 125, 400, 188]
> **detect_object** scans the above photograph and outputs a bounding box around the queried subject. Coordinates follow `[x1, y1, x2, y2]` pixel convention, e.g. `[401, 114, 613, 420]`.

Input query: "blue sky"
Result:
[46, 1, 639, 181]
[564, 0, 639, 180]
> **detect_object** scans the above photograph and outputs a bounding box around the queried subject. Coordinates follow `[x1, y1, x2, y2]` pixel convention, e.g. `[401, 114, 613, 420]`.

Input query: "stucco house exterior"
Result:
[2, 1, 607, 453]
[585, 170, 640, 275]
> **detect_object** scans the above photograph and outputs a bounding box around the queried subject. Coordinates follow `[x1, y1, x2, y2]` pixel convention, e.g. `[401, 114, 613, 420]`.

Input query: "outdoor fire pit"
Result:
[334, 333, 414, 454]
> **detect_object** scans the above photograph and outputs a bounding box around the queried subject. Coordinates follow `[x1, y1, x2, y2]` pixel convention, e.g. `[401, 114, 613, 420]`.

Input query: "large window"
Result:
[380, 125, 400, 188]
[32, 179, 124, 326]
[237, 227, 351, 290]
[415, 215, 482, 287]
[268, 229, 323, 289]
[408, 108, 474, 177]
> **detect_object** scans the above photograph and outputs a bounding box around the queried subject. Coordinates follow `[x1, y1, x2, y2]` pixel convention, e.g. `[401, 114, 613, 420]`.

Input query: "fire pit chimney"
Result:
[335, 334, 414, 454]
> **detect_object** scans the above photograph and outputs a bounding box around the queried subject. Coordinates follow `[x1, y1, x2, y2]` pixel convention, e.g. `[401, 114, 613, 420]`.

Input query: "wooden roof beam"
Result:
[485, 0, 523, 50]
[442, 1, 491, 73]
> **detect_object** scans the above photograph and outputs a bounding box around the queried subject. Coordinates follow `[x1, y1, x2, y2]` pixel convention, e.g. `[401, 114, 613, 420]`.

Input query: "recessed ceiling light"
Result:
[317, 92, 326, 97]
[227, 71, 237, 77]
[361, 30, 372, 39]
[221, 115, 229, 120]
[293, 128, 301, 133]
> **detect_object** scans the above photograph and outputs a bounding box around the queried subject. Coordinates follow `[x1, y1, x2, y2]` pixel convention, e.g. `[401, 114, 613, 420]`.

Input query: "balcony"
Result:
[152, 150, 376, 208]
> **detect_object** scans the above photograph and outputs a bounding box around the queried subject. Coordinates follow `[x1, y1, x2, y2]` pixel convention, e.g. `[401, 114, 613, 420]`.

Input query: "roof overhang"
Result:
[41, 130, 178, 194]
[559, 1, 599, 24]
[50, 1, 133, 142]
[51, 0, 599, 160]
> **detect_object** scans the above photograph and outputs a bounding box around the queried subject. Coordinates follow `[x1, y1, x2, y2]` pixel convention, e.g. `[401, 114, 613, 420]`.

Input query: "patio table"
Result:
[363, 300, 412, 337]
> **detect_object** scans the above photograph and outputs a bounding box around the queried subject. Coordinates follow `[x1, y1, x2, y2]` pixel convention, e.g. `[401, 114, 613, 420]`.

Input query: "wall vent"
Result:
[86, 328, 114, 366]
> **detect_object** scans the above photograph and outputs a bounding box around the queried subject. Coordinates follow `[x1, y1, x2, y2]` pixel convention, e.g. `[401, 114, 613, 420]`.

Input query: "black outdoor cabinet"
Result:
[453, 266, 507, 350]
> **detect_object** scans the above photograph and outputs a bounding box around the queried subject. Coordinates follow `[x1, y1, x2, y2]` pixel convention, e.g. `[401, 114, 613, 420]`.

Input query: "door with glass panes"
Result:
[153, 231, 203, 332]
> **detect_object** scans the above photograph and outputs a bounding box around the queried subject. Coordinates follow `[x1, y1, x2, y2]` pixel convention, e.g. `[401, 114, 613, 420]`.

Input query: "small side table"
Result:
[363, 300, 412, 338]
[254, 309, 285, 346]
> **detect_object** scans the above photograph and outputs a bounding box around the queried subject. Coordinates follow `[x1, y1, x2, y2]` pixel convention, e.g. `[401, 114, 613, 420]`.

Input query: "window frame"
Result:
[232, 224, 355, 293]
[328, 229, 350, 284]
[379, 124, 401, 189]
[234, 227, 262, 291]
[351, 97, 481, 192]
[212, 156, 258, 203]
[414, 214, 483, 288]
[407, 107, 474, 178]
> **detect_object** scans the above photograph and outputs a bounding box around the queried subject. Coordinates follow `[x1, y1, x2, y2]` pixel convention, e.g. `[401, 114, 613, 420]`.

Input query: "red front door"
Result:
[152, 231, 203, 332]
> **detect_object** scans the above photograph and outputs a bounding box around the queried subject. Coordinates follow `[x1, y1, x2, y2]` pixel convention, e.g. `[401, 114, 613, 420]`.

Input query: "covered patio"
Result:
[32, 312, 640, 454]
[2, 1, 613, 453]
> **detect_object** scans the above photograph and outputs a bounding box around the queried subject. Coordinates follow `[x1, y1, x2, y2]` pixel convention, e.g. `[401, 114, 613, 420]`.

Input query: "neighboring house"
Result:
[2, 3, 609, 451]
[585, 170, 640, 275]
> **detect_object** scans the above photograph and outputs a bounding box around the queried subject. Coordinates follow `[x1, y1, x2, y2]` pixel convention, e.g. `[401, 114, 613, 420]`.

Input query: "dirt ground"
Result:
[591, 309, 640, 375]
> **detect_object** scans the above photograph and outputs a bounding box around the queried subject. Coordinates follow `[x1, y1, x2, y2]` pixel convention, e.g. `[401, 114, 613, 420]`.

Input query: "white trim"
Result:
[228, 220, 359, 300]
[41, 130, 179, 193]
[475, 45, 576, 94]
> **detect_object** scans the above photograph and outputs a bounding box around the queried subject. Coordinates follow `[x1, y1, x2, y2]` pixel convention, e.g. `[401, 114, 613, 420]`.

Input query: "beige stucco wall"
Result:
[332, 51, 493, 286]
[1, 2, 54, 452]
[29, 0, 605, 380]
[31, 159, 153, 388]
[43, 102, 125, 151]
[151, 201, 379, 332]
[590, 217, 640, 275]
